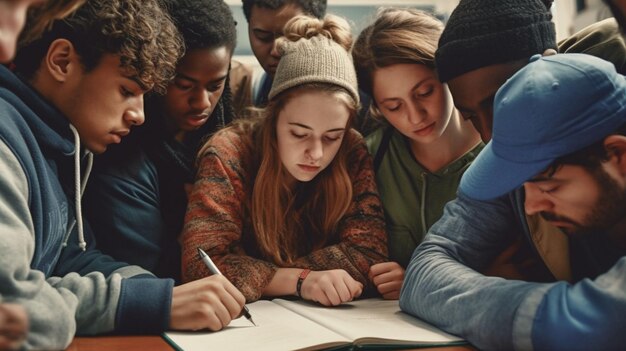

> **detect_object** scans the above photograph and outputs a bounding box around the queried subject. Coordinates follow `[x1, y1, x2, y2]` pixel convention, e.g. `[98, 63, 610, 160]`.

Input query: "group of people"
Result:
[0, 0, 625, 349]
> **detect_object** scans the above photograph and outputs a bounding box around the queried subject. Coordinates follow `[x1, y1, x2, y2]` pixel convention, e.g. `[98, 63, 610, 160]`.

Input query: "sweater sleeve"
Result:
[293, 135, 388, 289]
[180, 129, 277, 301]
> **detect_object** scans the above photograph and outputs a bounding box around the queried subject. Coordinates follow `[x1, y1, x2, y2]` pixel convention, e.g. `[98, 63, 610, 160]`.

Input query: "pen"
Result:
[197, 248, 256, 326]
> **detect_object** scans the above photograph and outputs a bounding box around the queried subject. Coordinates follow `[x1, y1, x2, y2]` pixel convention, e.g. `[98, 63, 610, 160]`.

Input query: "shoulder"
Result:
[364, 126, 387, 155]
[91, 147, 158, 188]
[197, 124, 255, 165]
[558, 18, 626, 74]
[344, 129, 375, 173]
[229, 60, 255, 93]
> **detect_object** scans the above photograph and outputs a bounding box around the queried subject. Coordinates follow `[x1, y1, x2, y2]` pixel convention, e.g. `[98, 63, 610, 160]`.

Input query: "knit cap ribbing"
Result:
[269, 35, 359, 103]
[435, 0, 556, 82]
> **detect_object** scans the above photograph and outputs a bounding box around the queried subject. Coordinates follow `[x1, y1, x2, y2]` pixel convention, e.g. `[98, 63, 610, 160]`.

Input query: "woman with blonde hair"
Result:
[181, 14, 388, 305]
[352, 8, 483, 299]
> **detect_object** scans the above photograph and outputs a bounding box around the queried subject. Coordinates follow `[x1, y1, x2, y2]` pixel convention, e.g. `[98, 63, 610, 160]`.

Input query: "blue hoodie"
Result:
[0, 65, 173, 349]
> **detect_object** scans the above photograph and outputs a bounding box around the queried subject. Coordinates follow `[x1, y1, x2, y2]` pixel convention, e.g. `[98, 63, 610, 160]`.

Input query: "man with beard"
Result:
[400, 53, 626, 350]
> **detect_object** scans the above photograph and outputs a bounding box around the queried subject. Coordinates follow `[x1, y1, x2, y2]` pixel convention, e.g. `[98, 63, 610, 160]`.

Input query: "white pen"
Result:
[197, 247, 256, 326]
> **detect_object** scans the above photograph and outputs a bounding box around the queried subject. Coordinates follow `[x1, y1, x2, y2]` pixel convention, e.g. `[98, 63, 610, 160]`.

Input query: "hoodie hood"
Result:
[0, 65, 75, 156]
[0, 64, 92, 251]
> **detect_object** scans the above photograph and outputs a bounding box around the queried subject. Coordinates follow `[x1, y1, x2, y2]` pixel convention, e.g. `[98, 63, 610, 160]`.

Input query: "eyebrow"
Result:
[253, 28, 275, 36]
[378, 78, 431, 104]
[175, 72, 228, 85]
[526, 175, 564, 183]
[288, 122, 345, 133]
[125, 76, 147, 93]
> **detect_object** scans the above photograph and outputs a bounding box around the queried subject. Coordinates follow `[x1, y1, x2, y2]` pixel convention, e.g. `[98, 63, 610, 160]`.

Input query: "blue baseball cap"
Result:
[460, 53, 626, 200]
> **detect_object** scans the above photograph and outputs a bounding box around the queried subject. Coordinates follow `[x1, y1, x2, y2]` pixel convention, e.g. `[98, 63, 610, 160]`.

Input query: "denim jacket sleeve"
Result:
[399, 192, 549, 350]
[399, 191, 626, 350]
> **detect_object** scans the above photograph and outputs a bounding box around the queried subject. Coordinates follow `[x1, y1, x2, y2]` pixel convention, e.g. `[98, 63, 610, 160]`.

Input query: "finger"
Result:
[382, 290, 400, 300]
[203, 310, 225, 332]
[368, 263, 387, 278]
[198, 296, 231, 332]
[221, 290, 245, 320]
[369, 262, 397, 277]
[376, 280, 403, 296]
[322, 283, 342, 306]
[219, 276, 246, 305]
[372, 268, 404, 287]
[334, 279, 352, 303]
[347, 280, 363, 299]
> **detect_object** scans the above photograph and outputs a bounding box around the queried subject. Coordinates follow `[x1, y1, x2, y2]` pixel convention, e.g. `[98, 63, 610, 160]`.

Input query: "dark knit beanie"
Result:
[436, 0, 557, 82]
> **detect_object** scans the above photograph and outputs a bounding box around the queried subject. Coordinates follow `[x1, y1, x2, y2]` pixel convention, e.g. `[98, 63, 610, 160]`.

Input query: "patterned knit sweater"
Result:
[180, 125, 388, 301]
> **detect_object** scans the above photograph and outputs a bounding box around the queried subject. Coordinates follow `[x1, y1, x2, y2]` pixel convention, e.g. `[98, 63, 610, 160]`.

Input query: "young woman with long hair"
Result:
[352, 8, 483, 299]
[181, 14, 388, 305]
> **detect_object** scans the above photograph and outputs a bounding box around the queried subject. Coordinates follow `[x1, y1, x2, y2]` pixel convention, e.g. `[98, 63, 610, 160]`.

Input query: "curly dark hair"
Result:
[146, 0, 238, 177]
[242, 0, 327, 23]
[14, 0, 183, 94]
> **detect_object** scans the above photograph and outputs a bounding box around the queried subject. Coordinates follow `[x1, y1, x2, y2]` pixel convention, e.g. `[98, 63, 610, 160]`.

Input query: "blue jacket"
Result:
[399, 189, 626, 350]
[0, 65, 173, 349]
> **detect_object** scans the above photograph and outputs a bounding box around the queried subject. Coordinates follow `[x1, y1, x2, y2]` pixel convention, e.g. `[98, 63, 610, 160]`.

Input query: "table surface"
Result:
[66, 335, 477, 351]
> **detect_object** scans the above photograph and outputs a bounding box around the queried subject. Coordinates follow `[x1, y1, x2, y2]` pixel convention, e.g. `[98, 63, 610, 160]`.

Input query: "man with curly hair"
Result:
[0, 0, 246, 349]
[230, 0, 327, 117]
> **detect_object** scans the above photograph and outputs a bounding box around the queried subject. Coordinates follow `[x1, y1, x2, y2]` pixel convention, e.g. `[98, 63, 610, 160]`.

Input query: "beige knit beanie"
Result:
[268, 35, 359, 104]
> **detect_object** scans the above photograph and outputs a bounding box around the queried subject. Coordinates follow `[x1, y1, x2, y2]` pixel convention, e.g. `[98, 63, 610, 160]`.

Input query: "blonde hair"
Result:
[19, 0, 87, 46]
[278, 14, 353, 52]
[352, 8, 443, 118]
[245, 15, 358, 265]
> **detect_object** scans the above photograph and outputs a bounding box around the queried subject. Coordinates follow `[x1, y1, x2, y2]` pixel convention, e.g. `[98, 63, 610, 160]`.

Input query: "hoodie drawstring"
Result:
[62, 124, 93, 251]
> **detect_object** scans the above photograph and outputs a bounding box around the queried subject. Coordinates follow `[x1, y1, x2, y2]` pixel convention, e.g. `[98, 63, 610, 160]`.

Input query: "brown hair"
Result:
[352, 8, 443, 118]
[18, 0, 87, 46]
[242, 84, 357, 265]
[246, 14, 358, 265]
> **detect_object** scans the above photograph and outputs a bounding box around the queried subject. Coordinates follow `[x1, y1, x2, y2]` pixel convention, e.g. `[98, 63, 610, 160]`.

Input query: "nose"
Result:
[523, 183, 553, 216]
[191, 88, 211, 112]
[473, 109, 493, 142]
[125, 95, 145, 126]
[407, 100, 426, 125]
[307, 138, 323, 161]
[270, 39, 281, 59]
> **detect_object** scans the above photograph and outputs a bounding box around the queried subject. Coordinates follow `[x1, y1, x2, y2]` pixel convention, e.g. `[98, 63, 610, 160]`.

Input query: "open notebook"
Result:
[164, 298, 465, 351]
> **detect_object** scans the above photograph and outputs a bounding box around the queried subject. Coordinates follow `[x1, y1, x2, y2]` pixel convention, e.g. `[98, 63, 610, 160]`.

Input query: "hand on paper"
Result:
[300, 269, 363, 306]
[170, 275, 246, 331]
[369, 262, 405, 300]
[0, 303, 28, 351]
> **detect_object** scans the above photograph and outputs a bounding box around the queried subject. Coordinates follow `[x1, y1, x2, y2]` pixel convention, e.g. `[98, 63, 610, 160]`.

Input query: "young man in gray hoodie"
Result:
[0, 0, 246, 349]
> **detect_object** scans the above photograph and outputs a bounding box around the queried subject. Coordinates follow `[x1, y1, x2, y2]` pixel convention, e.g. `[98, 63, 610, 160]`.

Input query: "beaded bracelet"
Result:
[296, 269, 311, 297]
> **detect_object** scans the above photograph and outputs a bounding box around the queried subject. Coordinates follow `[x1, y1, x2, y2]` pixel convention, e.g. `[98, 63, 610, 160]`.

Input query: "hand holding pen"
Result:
[197, 248, 257, 326]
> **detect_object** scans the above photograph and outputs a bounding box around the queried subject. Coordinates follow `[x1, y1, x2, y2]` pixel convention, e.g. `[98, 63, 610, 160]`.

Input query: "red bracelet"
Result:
[296, 269, 311, 297]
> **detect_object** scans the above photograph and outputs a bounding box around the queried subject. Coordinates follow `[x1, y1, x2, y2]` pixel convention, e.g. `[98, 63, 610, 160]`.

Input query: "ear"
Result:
[43, 39, 78, 83]
[604, 134, 626, 175]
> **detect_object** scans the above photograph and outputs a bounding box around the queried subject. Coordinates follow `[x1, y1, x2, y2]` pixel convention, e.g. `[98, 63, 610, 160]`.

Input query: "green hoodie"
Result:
[366, 127, 483, 267]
